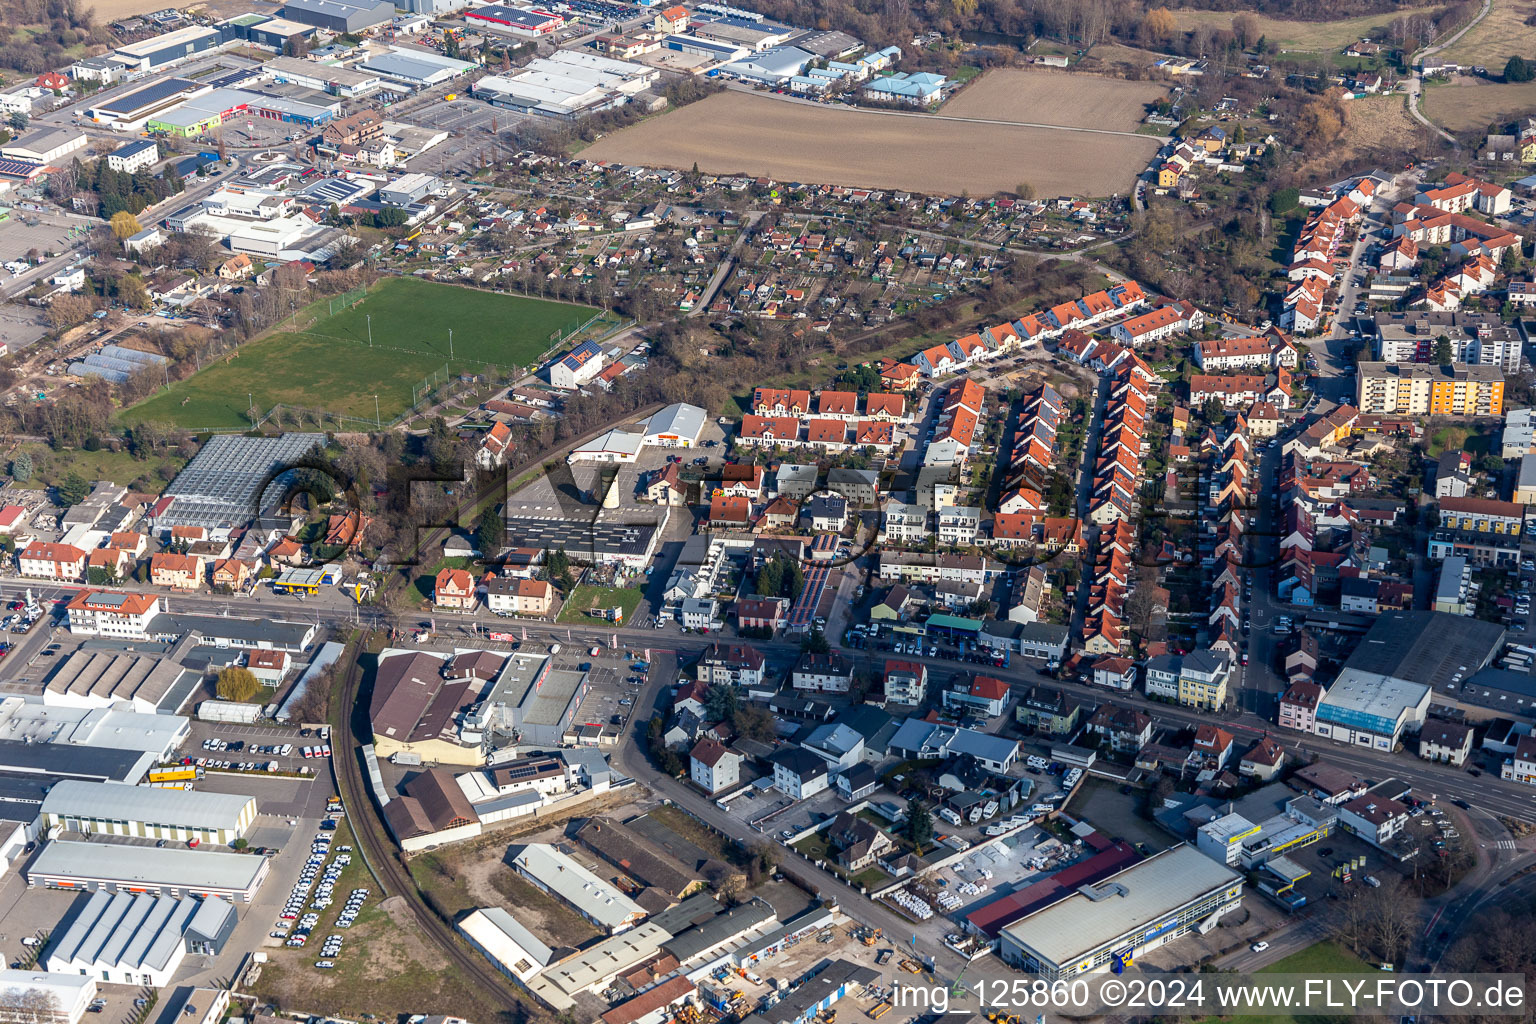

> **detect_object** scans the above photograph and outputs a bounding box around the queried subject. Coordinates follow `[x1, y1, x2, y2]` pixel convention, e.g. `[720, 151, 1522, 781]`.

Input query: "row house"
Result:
[1391, 202, 1521, 261]
[1195, 334, 1298, 372]
[1287, 257, 1335, 284]
[1282, 275, 1329, 335]
[1378, 235, 1418, 273]
[1078, 518, 1138, 655]
[751, 387, 910, 423]
[1417, 172, 1512, 216]
[1108, 300, 1203, 347]
[737, 415, 897, 454]
[906, 281, 1147, 376]
[877, 551, 997, 586]
[1190, 370, 1292, 410]
[1088, 364, 1152, 526]
[925, 379, 985, 468]
[997, 383, 1061, 512]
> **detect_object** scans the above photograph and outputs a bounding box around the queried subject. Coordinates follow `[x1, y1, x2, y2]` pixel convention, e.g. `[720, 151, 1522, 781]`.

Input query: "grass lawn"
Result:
[253, 819, 500, 1022]
[556, 584, 645, 624]
[1258, 940, 1370, 975]
[1168, 6, 1443, 52]
[1208, 942, 1372, 1024]
[793, 832, 831, 860]
[850, 865, 892, 888]
[11, 443, 189, 495]
[123, 278, 600, 430]
[410, 556, 476, 606]
[1438, 0, 1536, 69]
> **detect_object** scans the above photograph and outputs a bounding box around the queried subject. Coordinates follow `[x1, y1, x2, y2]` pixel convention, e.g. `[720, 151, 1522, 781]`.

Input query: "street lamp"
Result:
[366, 313, 372, 348]
[374, 394, 380, 428]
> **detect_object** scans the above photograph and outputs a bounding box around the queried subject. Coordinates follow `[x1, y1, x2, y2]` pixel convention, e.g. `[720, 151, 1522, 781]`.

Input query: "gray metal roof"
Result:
[510, 843, 642, 930]
[1341, 609, 1503, 688]
[998, 845, 1240, 966]
[644, 403, 705, 441]
[42, 780, 255, 831]
[49, 889, 218, 973]
[150, 612, 315, 651]
[661, 897, 775, 962]
[29, 840, 267, 891]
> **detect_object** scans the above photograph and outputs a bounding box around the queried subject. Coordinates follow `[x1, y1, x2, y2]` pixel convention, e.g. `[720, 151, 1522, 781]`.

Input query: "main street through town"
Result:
[4, 567, 1534, 830]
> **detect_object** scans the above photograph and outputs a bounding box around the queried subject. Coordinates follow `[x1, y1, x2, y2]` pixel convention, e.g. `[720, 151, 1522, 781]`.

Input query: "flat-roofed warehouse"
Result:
[0, 699, 188, 764]
[1342, 609, 1504, 689]
[263, 54, 382, 97]
[528, 922, 669, 1010]
[359, 48, 476, 87]
[111, 25, 223, 72]
[41, 780, 258, 845]
[27, 839, 270, 901]
[997, 844, 1243, 980]
[502, 516, 662, 569]
[87, 78, 211, 130]
[0, 970, 96, 1024]
[0, 739, 155, 785]
[281, 0, 394, 32]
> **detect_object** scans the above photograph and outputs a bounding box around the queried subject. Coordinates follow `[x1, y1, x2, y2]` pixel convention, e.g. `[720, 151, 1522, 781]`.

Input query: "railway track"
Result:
[331, 635, 543, 1021]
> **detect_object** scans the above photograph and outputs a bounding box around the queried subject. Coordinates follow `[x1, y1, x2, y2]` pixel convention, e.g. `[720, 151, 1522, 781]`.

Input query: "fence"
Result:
[328, 284, 368, 316]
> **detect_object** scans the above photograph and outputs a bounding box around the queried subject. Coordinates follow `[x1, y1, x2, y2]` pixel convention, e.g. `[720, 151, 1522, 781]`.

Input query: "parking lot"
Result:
[179, 720, 333, 796]
[0, 303, 49, 356]
[409, 97, 516, 135]
[0, 213, 90, 267]
[550, 640, 645, 736]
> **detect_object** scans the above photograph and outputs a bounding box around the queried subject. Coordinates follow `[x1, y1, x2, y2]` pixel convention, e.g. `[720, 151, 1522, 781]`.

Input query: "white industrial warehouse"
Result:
[457, 907, 555, 983]
[474, 50, 657, 119]
[40, 781, 257, 846]
[0, 970, 97, 1024]
[45, 890, 236, 988]
[27, 841, 271, 902]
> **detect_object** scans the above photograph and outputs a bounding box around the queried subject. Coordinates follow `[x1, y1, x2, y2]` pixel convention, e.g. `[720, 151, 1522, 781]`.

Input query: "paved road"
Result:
[722, 83, 1171, 142]
[609, 650, 971, 979]
[688, 211, 762, 319]
[1405, 0, 1492, 146]
[5, 576, 1534, 822]
[876, 223, 1131, 277]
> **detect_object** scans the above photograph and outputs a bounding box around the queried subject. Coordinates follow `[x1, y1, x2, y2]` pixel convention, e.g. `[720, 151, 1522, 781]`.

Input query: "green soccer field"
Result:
[123, 278, 603, 430]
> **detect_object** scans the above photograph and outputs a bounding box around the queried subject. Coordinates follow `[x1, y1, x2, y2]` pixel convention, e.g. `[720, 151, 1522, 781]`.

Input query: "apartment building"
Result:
[1355, 361, 1504, 418]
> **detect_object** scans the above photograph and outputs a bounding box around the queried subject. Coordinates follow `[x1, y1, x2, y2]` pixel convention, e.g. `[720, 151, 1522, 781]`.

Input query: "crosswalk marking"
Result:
[1498, 840, 1517, 850]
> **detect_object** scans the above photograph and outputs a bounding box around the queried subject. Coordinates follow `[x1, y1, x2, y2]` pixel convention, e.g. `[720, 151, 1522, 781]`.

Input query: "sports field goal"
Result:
[329, 285, 368, 316]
